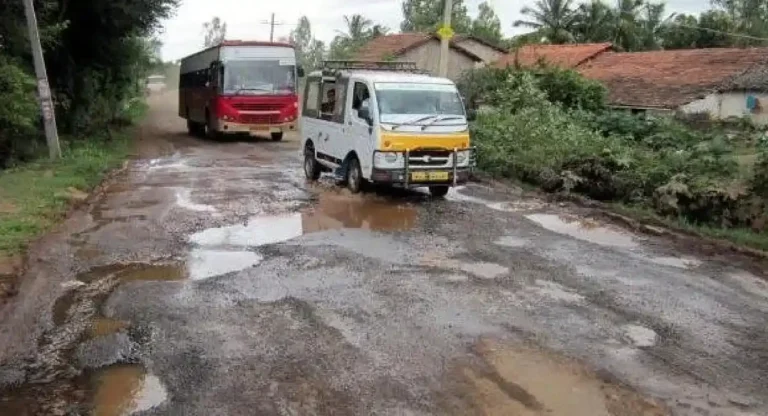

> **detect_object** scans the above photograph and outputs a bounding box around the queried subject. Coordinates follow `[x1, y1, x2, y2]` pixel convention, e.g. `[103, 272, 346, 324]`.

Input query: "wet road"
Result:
[1, 93, 768, 415]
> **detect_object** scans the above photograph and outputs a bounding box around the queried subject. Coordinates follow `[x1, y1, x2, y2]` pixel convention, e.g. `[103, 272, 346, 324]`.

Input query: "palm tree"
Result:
[612, 0, 645, 51]
[338, 15, 373, 43]
[572, 0, 615, 43]
[514, 0, 578, 44]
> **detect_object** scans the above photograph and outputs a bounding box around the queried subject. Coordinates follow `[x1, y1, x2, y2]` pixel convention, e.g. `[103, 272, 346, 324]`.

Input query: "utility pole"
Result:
[269, 13, 275, 42]
[22, 0, 61, 160]
[437, 0, 454, 78]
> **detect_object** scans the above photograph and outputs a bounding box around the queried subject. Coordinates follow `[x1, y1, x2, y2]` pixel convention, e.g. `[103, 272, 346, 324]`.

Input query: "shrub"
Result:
[0, 56, 40, 167]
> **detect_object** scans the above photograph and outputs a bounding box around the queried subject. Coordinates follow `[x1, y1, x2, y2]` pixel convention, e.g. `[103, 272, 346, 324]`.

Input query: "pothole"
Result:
[526, 214, 638, 249]
[442, 338, 667, 416]
[90, 365, 168, 416]
[77, 264, 186, 284]
[88, 317, 130, 339]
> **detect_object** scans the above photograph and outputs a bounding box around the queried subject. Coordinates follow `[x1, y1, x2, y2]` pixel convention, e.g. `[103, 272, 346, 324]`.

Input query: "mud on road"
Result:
[1, 92, 767, 415]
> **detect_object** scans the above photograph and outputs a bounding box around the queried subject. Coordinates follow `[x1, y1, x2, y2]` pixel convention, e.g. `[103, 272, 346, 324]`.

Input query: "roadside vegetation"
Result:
[459, 66, 768, 251]
[0, 0, 176, 256]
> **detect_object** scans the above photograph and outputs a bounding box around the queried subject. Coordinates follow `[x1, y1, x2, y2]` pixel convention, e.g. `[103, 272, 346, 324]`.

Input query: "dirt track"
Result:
[1, 91, 767, 415]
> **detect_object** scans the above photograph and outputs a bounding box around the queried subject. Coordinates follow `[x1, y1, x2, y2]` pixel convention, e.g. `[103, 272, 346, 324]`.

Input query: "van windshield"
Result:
[223, 60, 296, 95]
[374, 82, 465, 122]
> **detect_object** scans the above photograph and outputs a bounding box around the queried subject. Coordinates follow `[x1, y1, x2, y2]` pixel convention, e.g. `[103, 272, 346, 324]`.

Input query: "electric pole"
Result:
[438, 0, 454, 78]
[269, 13, 275, 42]
[22, 0, 61, 160]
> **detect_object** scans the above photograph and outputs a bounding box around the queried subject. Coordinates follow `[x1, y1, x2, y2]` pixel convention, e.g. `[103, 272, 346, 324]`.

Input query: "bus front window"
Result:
[223, 60, 296, 95]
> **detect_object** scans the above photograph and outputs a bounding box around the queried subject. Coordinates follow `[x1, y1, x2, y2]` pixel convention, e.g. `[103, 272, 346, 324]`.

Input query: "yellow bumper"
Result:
[218, 120, 297, 135]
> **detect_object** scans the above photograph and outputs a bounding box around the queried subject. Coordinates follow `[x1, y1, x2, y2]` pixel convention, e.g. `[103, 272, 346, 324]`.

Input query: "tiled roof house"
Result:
[493, 43, 768, 123]
[578, 48, 768, 110]
[354, 33, 506, 80]
[494, 43, 613, 69]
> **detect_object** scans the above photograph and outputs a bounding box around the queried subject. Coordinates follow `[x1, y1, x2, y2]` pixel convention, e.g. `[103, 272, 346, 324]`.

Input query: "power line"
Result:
[670, 22, 768, 43]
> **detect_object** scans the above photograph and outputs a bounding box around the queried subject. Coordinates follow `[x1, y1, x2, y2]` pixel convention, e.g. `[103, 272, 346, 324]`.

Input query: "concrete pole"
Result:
[270, 13, 275, 42]
[438, 0, 453, 78]
[22, 0, 61, 160]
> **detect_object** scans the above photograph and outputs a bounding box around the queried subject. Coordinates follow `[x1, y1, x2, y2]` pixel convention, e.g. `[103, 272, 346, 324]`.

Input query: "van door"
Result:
[300, 76, 322, 156]
[315, 77, 347, 168]
[346, 80, 377, 177]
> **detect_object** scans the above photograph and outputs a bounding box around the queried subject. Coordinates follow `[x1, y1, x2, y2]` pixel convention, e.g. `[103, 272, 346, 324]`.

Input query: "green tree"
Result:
[514, 0, 578, 44]
[289, 17, 326, 71]
[203, 17, 227, 48]
[660, 13, 700, 49]
[471, 2, 503, 44]
[572, 0, 615, 43]
[400, 0, 472, 33]
[696, 9, 738, 47]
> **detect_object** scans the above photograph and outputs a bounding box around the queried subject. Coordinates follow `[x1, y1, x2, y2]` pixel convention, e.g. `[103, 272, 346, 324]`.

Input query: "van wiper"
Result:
[420, 116, 464, 131]
[390, 115, 439, 130]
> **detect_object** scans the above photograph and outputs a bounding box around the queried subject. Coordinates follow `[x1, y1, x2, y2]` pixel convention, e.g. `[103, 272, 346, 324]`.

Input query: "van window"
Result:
[320, 82, 336, 121]
[303, 78, 320, 118]
[352, 82, 370, 111]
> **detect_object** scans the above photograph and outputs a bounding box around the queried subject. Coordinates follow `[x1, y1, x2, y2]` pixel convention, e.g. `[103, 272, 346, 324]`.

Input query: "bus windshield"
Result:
[222, 60, 296, 95]
[374, 82, 465, 122]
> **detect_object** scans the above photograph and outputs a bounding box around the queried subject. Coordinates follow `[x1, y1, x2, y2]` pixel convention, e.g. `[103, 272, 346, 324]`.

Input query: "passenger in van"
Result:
[321, 89, 336, 114]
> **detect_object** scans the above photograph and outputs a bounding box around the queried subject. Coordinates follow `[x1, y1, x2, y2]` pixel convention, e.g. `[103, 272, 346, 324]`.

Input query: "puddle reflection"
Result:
[90, 365, 167, 416]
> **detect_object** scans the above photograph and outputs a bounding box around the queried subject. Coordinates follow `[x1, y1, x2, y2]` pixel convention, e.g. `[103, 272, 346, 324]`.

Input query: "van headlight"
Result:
[454, 150, 471, 167]
[374, 152, 404, 169]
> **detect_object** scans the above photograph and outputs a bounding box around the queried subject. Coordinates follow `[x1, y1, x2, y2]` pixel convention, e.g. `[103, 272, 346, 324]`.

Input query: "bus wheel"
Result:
[186, 120, 198, 136]
[271, 132, 284, 141]
[429, 186, 450, 198]
[204, 113, 218, 140]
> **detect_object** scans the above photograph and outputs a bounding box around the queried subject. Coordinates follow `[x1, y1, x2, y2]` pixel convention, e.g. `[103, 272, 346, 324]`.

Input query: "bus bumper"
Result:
[216, 120, 297, 135]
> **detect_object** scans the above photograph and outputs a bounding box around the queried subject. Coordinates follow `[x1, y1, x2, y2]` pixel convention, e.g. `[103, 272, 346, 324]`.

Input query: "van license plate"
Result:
[411, 171, 449, 181]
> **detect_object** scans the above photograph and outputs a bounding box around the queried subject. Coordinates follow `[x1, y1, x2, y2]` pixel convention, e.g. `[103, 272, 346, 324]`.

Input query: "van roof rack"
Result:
[320, 60, 428, 76]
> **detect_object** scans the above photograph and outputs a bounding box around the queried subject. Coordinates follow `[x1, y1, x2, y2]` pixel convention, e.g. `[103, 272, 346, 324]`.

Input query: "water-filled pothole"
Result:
[526, 214, 638, 249]
[77, 263, 186, 283]
[90, 364, 167, 416]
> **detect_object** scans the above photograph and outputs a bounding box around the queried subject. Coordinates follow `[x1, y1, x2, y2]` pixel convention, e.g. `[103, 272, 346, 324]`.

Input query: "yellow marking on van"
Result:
[379, 131, 470, 151]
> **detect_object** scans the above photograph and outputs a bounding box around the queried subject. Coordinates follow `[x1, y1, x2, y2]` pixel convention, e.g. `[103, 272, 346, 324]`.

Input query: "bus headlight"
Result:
[374, 152, 404, 169]
[454, 150, 470, 167]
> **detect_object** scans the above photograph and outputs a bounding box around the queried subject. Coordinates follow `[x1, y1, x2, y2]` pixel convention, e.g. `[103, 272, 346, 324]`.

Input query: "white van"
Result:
[299, 61, 474, 197]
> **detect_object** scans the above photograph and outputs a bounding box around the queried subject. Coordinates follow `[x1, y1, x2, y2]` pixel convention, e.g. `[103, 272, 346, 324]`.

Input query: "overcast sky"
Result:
[159, 0, 708, 61]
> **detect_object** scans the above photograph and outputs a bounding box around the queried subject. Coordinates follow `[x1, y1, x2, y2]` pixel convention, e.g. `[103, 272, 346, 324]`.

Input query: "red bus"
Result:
[179, 41, 303, 141]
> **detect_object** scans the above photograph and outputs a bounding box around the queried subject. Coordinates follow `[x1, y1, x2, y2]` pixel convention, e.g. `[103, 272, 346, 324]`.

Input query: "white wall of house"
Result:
[398, 39, 480, 81]
[680, 91, 768, 125]
[454, 39, 504, 64]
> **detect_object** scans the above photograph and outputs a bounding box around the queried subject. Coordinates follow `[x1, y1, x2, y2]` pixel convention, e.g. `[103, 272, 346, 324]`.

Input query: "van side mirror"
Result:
[297, 66, 305, 78]
[466, 108, 477, 121]
[358, 106, 372, 125]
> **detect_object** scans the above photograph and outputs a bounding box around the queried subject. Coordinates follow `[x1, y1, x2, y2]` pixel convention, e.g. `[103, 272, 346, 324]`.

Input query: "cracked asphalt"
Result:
[1, 92, 767, 416]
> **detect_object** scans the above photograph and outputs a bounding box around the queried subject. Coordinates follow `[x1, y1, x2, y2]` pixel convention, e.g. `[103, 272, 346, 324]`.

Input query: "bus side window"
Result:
[303, 78, 320, 119]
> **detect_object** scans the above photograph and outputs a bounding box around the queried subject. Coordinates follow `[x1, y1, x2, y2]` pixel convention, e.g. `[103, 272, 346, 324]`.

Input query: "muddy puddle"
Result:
[90, 365, 167, 416]
[192, 193, 416, 247]
[526, 214, 639, 249]
[443, 338, 667, 416]
[77, 263, 186, 284]
[88, 317, 130, 339]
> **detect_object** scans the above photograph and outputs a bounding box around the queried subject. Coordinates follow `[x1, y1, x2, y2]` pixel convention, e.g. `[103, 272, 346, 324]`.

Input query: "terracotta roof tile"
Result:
[355, 33, 432, 61]
[354, 33, 484, 62]
[578, 48, 768, 108]
[495, 43, 612, 69]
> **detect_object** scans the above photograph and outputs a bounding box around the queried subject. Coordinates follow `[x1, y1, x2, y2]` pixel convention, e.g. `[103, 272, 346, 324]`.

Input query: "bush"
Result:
[470, 67, 762, 231]
[457, 65, 607, 112]
[0, 56, 40, 167]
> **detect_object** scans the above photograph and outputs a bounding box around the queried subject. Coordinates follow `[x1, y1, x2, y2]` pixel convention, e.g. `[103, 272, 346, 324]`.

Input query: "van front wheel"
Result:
[346, 157, 364, 194]
[304, 146, 321, 181]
